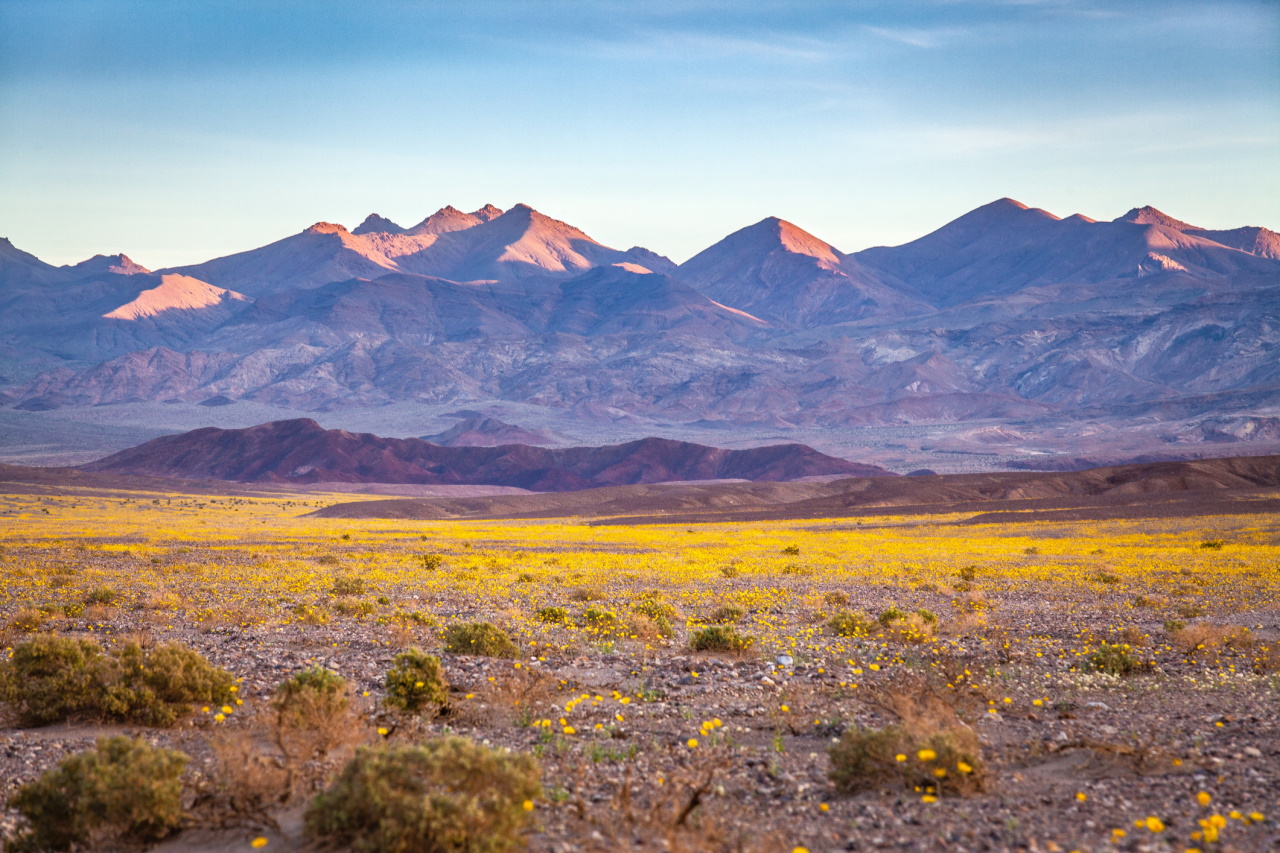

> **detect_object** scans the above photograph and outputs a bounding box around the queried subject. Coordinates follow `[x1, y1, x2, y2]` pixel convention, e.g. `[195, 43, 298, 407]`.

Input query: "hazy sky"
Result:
[2, 0, 1277, 267]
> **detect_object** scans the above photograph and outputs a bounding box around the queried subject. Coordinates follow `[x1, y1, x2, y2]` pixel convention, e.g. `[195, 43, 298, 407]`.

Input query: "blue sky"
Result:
[1, 0, 1277, 267]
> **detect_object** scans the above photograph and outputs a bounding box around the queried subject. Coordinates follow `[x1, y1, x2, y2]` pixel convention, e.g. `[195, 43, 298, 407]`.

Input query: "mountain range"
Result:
[82, 418, 885, 490]
[2, 198, 1277, 468]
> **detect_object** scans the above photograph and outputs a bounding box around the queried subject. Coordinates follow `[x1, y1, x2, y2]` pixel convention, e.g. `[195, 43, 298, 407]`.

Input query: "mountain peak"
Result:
[352, 214, 405, 236]
[68, 253, 151, 276]
[405, 206, 487, 236]
[1116, 206, 1201, 231]
[306, 222, 349, 235]
[471, 204, 503, 221]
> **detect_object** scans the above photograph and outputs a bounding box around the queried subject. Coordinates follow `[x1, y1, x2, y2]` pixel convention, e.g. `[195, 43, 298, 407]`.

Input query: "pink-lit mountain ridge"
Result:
[1, 199, 1276, 436]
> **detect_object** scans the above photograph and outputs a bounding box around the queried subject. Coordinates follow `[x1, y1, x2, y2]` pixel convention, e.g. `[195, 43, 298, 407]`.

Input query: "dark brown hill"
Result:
[307, 454, 1280, 522]
[80, 419, 886, 489]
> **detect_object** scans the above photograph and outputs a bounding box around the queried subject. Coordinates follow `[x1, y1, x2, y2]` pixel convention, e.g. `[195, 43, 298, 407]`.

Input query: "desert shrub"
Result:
[952, 591, 992, 613]
[915, 608, 938, 626]
[420, 554, 445, 570]
[1117, 625, 1149, 647]
[779, 564, 812, 576]
[5, 608, 48, 636]
[1252, 642, 1280, 674]
[535, 606, 569, 624]
[334, 599, 377, 618]
[0, 635, 235, 727]
[823, 591, 850, 607]
[1171, 623, 1254, 654]
[631, 599, 677, 621]
[708, 604, 745, 624]
[292, 603, 332, 625]
[829, 726, 984, 798]
[956, 565, 979, 582]
[719, 565, 740, 579]
[581, 606, 618, 627]
[1175, 602, 1207, 618]
[689, 626, 754, 654]
[305, 738, 540, 853]
[8, 736, 187, 852]
[1091, 570, 1120, 585]
[84, 587, 117, 606]
[781, 545, 800, 556]
[384, 649, 449, 713]
[332, 576, 367, 596]
[623, 613, 675, 642]
[1199, 539, 1224, 550]
[878, 606, 908, 626]
[269, 666, 359, 768]
[444, 623, 518, 658]
[0, 636, 104, 725]
[1085, 642, 1149, 677]
[828, 609, 875, 637]
[569, 586, 603, 602]
[274, 666, 349, 727]
[1163, 618, 1187, 633]
[886, 613, 936, 645]
[830, 673, 986, 798]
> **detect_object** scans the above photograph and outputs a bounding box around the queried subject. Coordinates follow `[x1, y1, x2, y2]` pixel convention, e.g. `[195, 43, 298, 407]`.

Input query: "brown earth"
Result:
[308, 454, 1280, 523]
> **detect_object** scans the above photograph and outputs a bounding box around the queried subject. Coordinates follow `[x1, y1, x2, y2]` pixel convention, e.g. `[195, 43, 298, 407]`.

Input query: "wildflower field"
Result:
[0, 486, 1277, 852]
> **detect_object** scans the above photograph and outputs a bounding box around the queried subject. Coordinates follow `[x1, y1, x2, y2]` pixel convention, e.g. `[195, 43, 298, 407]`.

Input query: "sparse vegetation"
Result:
[305, 738, 541, 853]
[689, 625, 755, 653]
[384, 649, 449, 713]
[8, 736, 187, 852]
[1085, 642, 1148, 676]
[828, 609, 875, 637]
[0, 486, 1276, 852]
[0, 635, 235, 727]
[444, 622, 519, 658]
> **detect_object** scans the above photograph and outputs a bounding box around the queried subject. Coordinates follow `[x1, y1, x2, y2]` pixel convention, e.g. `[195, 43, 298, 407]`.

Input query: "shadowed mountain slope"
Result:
[677, 217, 928, 325]
[421, 417, 566, 447]
[855, 199, 1280, 307]
[81, 418, 888, 489]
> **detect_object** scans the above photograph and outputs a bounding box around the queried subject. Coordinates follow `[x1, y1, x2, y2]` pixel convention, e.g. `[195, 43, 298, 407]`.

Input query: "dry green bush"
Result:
[453, 666, 554, 729]
[272, 667, 359, 757]
[445, 622, 519, 658]
[631, 598, 677, 622]
[384, 649, 449, 714]
[1171, 623, 1254, 654]
[535, 606, 570, 624]
[569, 586, 604, 602]
[830, 674, 986, 798]
[84, 586, 118, 606]
[7, 736, 187, 852]
[823, 590, 850, 607]
[1085, 642, 1152, 676]
[0, 635, 235, 727]
[689, 626, 754, 654]
[828, 609, 875, 637]
[334, 599, 377, 618]
[885, 612, 937, 644]
[331, 575, 367, 596]
[707, 604, 745, 624]
[305, 738, 540, 853]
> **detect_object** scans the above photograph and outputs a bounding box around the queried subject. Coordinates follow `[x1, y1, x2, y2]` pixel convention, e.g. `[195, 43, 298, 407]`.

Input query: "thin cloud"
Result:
[862, 25, 964, 49]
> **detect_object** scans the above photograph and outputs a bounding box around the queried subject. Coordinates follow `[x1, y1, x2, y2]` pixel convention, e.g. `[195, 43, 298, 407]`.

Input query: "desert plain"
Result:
[0, 466, 1276, 853]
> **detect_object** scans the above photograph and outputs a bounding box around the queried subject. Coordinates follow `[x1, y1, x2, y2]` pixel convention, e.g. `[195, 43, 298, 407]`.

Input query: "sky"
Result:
[1, 0, 1277, 268]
